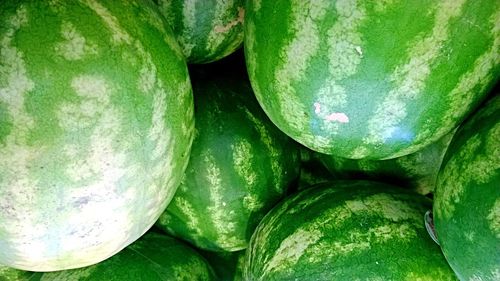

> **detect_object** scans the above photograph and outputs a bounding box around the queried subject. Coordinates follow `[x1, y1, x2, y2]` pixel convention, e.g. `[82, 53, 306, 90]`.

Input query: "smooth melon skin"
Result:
[244, 0, 500, 160]
[30, 233, 216, 281]
[244, 181, 457, 281]
[155, 0, 244, 64]
[156, 65, 301, 252]
[434, 95, 500, 280]
[0, 0, 194, 271]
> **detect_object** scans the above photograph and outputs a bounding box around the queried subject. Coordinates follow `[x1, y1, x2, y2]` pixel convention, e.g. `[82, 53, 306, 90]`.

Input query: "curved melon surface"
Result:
[434, 95, 500, 280]
[244, 0, 500, 160]
[34, 233, 215, 281]
[244, 181, 457, 280]
[0, 1, 194, 271]
[315, 131, 455, 195]
[156, 67, 300, 252]
[156, 0, 244, 64]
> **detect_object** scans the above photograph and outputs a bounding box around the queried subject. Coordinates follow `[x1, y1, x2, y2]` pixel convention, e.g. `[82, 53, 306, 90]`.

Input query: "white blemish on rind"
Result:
[83, 0, 132, 44]
[274, 1, 330, 134]
[363, 0, 466, 151]
[314, 0, 365, 134]
[263, 229, 322, 275]
[487, 197, 500, 238]
[55, 21, 98, 61]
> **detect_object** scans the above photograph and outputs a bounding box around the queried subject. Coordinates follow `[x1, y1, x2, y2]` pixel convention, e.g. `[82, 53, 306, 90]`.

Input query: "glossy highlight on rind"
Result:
[0, 0, 194, 271]
[244, 0, 500, 160]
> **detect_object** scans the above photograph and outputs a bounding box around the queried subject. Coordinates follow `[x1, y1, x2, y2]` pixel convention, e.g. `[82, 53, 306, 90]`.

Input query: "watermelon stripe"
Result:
[241, 107, 285, 193]
[488, 198, 500, 238]
[273, 2, 330, 139]
[232, 139, 263, 212]
[206, 1, 241, 54]
[55, 21, 98, 61]
[0, 0, 193, 270]
[395, 8, 500, 158]
[435, 122, 499, 219]
[361, 0, 466, 158]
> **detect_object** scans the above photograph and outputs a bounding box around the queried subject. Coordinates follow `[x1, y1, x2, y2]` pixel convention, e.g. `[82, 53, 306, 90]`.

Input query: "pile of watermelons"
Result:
[0, 1, 498, 280]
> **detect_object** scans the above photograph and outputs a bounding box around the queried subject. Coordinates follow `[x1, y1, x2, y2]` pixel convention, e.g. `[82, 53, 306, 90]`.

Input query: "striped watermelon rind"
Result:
[156, 0, 244, 64]
[155, 65, 300, 252]
[0, 0, 194, 271]
[244, 180, 457, 280]
[434, 95, 500, 280]
[244, 0, 500, 160]
[37, 232, 216, 281]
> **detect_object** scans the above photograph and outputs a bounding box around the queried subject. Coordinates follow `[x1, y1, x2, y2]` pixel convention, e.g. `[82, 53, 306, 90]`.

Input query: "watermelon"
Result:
[155, 0, 244, 64]
[433, 95, 500, 280]
[244, 180, 457, 280]
[34, 232, 215, 281]
[313, 131, 455, 195]
[244, 0, 500, 160]
[0, 0, 194, 271]
[155, 64, 300, 252]
[0, 265, 39, 281]
[199, 249, 245, 281]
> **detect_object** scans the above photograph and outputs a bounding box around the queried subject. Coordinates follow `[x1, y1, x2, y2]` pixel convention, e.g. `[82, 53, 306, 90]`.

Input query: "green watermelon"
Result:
[0, 265, 39, 281]
[155, 0, 244, 64]
[433, 95, 500, 280]
[35, 232, 216, 281]
[244, 0, 500, 160]
[244, 181, 457, 280]
[199, 249, 245, 281]
[156, 65, 300, 252]
[313, 131, 455, 195]
[0, 0, 194, 271]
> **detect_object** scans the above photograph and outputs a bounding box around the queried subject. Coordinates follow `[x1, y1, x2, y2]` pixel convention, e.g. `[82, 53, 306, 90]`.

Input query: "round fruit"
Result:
[244, 0, 500, 159]
[0, 0, 194, 271]
[434, 95, 500, 280]
[244, 181, 457, 280]
[156, 0, 244, 64]
[156, 66, 300, 252]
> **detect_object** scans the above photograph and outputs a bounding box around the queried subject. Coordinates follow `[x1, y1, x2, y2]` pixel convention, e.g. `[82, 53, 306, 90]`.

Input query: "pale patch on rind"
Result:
[363, 0, 466, 155]
[346, 193, 422, 222]
[487, 198, 500, 238]
[55, 21, 98, 61]
[83, 0, 132, 45]
[262, 228, 322, 276]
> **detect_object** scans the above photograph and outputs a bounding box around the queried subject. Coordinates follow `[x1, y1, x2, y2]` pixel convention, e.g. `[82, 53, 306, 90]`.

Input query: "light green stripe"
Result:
[82, 0, 131, 45]
[488, 198, 500, 238]
[314, 0, 367, 134]
[204, 151, 245, 249]
[55, 21, 98, 61]
[363, 0, 466, 153]
[179, 0, 196, 57]
[274, 1, 330, 135]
